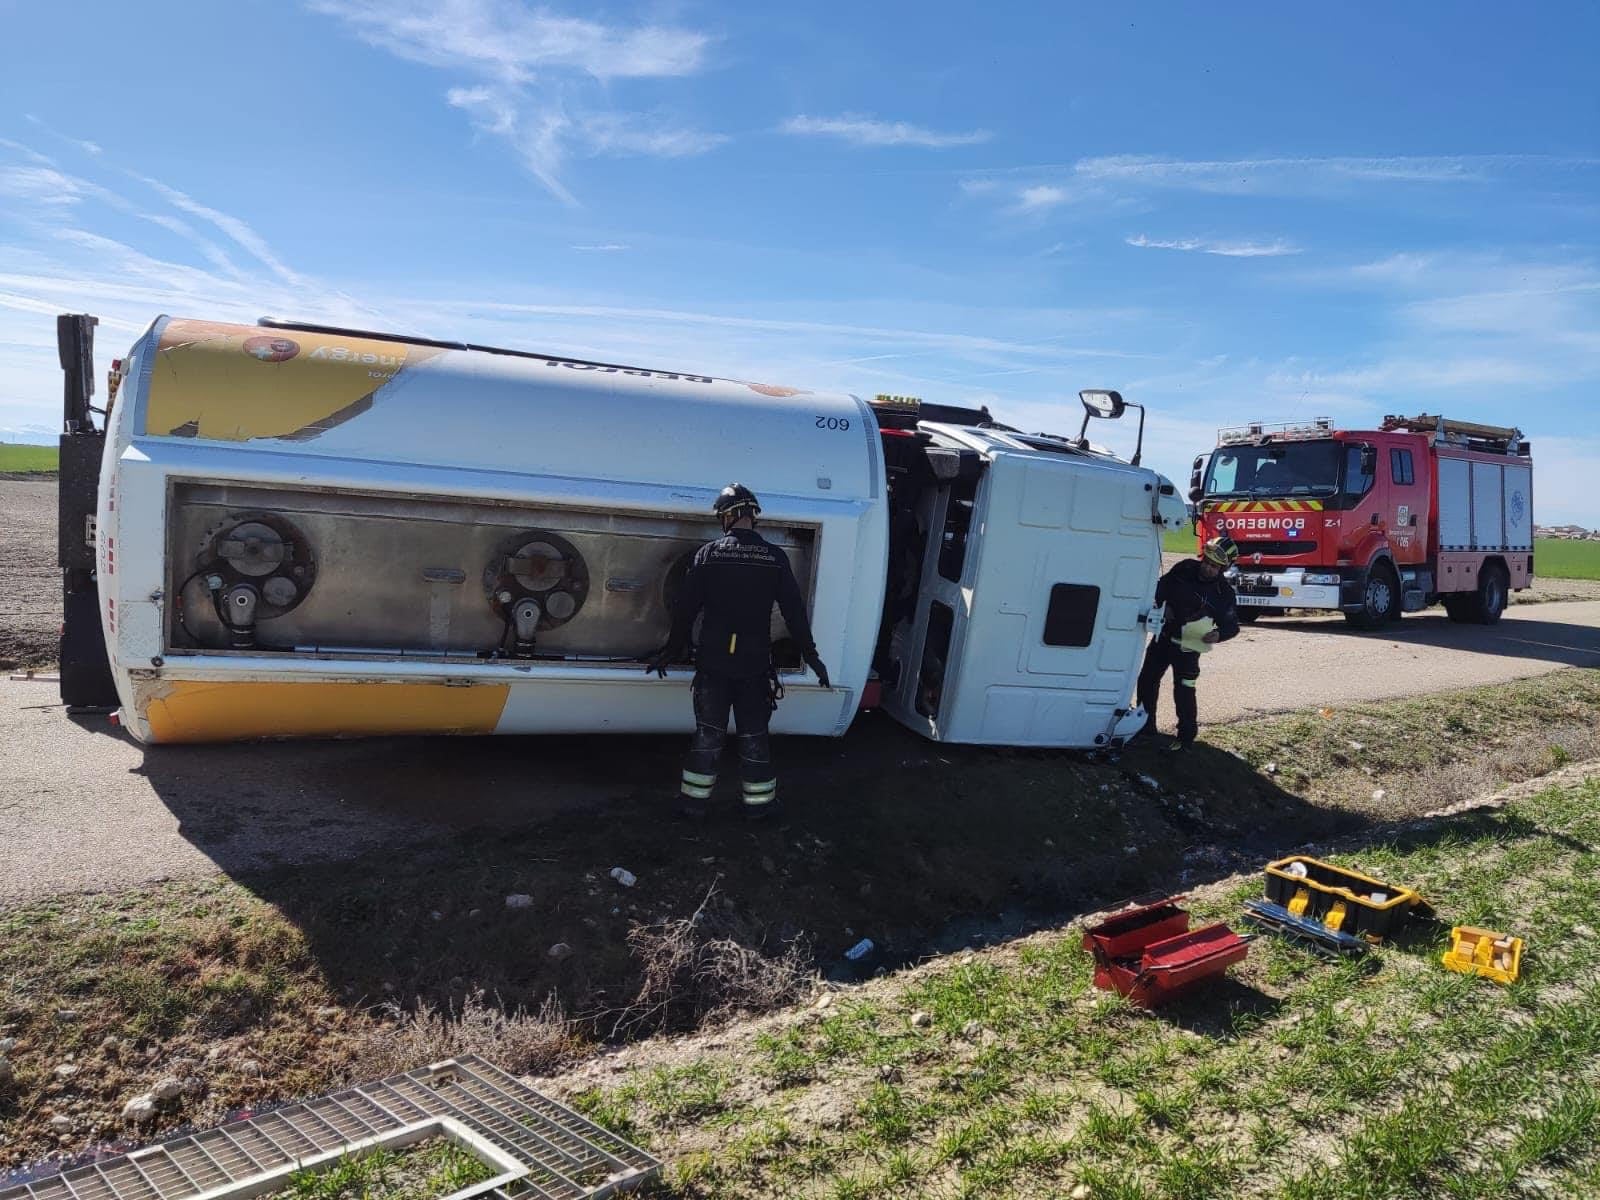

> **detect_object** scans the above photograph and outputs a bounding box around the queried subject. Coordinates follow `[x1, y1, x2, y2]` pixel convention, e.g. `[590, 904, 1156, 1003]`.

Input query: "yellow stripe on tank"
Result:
[140, 680, 511, 743]
[143, 319, 446, 442]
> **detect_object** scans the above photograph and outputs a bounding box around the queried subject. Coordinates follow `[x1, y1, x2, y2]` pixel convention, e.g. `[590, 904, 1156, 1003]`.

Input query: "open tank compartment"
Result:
[183, 513, 319, 649]
[165, 481, 817, 664]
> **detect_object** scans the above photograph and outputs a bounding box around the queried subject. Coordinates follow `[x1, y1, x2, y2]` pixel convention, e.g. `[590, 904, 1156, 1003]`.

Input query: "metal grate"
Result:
[1, 1057, 658, 1200]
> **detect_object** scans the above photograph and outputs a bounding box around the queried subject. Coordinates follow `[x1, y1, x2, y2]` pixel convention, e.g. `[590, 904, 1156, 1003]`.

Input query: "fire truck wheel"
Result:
[1344, 563, 1398, 630]
[1469, 563, 1509, 625]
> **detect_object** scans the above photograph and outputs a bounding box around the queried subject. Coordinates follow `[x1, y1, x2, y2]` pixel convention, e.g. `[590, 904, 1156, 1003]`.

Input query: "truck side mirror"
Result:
[1360, 446, 1376, 475]
[1188, 485, 1204, 503]
[1189, 454, 1206, 495]
[1078, 389, 1125, 419]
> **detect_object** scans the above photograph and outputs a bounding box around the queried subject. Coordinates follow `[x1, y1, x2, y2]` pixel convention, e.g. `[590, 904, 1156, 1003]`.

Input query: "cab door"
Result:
[1384, 438, 1426, 565]
[1342, 441, 1383, 553]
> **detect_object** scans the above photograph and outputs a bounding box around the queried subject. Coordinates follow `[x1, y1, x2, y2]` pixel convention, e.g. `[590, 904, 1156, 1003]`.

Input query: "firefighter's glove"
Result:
[805, 653, 831, 689]
[644, 646, 675, 679]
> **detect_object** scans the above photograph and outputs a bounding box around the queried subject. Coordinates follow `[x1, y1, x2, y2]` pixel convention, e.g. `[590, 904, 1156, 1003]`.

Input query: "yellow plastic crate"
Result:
[1441, 925, 1523, 984]
[1263, 855, 1427, 944]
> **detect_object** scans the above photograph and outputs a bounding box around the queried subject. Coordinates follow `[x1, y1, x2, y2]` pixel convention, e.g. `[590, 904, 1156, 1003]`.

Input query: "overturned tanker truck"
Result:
[55, 314, 1188, 746]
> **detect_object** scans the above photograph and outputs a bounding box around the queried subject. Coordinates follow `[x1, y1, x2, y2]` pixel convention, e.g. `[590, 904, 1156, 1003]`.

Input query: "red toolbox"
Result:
[1083, 896, 1251, 1008]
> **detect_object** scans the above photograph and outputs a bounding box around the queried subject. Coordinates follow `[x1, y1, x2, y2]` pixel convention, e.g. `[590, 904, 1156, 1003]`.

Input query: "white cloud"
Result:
[0, 138, 58, 167]
[1126, 233, 1299, 258]
[579, 114, 727, 158]
[306, 0, 710, 82]
[23, 114, 103, 158]
[571, 243, 629, 252]
[450, 299, 1147, 363]
[1072, 153, 1598, 196]
[133, 212, 245, 279]
[1015, 185, 1070, 213]
[313, 0, 724, 202]
[130, 174, 303, 286]
[958, 176, 1097, 217]
[1321, 252, 1600, 364]
[1267, 357, 1568, 394]
[0, 165, 87, 206]
[780, 115, 991, 149]
[446, 84, 576, 203]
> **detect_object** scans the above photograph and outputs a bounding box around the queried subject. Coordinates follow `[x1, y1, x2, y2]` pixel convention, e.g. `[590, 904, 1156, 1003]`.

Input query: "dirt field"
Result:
[0, 478, 57, 670]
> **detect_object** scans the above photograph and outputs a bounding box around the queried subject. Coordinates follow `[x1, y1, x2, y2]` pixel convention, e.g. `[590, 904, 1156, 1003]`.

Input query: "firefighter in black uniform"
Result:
[647, 484, 829, 817]
[1135, 534, 1241, 749]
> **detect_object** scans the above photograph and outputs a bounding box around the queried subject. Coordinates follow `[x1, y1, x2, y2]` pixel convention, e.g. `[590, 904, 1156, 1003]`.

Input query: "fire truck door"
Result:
[1386, 443, 1424, 563]
[1344, 442, 1380, 539]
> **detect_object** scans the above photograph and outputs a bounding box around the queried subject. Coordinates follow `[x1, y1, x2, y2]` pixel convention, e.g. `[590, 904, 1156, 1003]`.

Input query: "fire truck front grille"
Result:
[1234, 540, 1319, 558]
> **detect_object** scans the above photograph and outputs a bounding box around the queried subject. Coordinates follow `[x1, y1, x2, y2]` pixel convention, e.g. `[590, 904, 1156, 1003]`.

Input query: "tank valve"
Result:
[222, 583, 260, 649]
[511, 596, 541, 658]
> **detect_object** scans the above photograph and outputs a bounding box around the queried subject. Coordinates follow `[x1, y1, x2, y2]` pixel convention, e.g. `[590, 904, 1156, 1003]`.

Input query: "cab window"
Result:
[937, 477, 978, 583]
[1209, 453, 1240, 493]
[1389, 448, 1415, 485]
[1344, 445, 1374, 499]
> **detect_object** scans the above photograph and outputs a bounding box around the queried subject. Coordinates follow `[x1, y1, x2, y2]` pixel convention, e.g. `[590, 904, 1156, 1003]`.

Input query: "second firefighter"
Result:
[1135, 534, 1241, 749]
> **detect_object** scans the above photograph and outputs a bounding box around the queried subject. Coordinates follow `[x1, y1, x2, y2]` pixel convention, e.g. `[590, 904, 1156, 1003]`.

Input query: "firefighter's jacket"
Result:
[1154, 559, 1241, 646]
[667, 528, 817, 677]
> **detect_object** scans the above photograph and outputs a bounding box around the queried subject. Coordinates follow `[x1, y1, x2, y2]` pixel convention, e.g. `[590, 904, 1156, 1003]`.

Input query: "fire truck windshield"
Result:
[1204, 441, 1342, 498]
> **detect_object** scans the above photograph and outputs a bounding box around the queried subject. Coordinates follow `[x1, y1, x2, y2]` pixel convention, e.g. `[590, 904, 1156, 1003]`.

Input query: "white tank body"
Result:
[97, 317, 888, 743]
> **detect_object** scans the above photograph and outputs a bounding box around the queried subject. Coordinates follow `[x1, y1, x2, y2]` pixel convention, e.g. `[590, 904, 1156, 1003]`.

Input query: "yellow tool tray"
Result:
[1441, 926, 1523, 984]
[1263, 855, 1427, 943]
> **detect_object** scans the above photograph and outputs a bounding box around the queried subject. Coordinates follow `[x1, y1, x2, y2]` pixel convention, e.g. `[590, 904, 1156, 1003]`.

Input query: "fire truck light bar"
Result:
[1217, 418, 1333, 445]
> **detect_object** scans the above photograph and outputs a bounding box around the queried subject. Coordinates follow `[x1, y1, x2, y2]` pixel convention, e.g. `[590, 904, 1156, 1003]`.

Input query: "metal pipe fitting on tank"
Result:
[222, 583, 260, 650]
[511, 596, 542, 658]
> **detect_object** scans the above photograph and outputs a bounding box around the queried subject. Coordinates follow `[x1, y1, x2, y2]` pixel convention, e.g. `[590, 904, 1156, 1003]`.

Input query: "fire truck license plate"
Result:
[1237, 595, 1275, 606]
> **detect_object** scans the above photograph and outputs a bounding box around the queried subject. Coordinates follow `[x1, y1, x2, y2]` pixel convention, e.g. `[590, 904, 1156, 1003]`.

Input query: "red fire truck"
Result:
[1189, 414, 1533, 629]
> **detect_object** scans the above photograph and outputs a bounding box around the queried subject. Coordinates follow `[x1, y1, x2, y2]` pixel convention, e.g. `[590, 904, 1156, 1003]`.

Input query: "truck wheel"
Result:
[1443, 595, 1472, 623]
[1466, 564, 1509, 624]
[1344, 564, 1398, 630]
[1236, 609, 1260, 624]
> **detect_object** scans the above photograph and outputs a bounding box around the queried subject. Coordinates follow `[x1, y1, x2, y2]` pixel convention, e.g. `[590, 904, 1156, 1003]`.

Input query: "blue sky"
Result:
[2, 2, 1596, 521]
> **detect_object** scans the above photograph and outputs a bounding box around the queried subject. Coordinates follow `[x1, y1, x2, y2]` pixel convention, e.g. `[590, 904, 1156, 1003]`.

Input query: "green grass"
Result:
[275, 1141, 495, 1200]
[0, 443, 57, 473]
[1163, 527, 1198, 554]
[1536, 537, 1600, 580]
[582, 773, 1600, 1198]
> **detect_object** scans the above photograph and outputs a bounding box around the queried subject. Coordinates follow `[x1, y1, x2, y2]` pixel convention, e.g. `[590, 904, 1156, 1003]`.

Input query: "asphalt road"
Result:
[1175, 601, 1600, 724]
[1, 600, 1596, 902]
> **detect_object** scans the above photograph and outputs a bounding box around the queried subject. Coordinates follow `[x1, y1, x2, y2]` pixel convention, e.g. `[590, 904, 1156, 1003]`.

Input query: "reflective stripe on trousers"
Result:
[680, 769, 716, 800]
[741, 775, 777, 807]
[677, 672, 778, 805]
